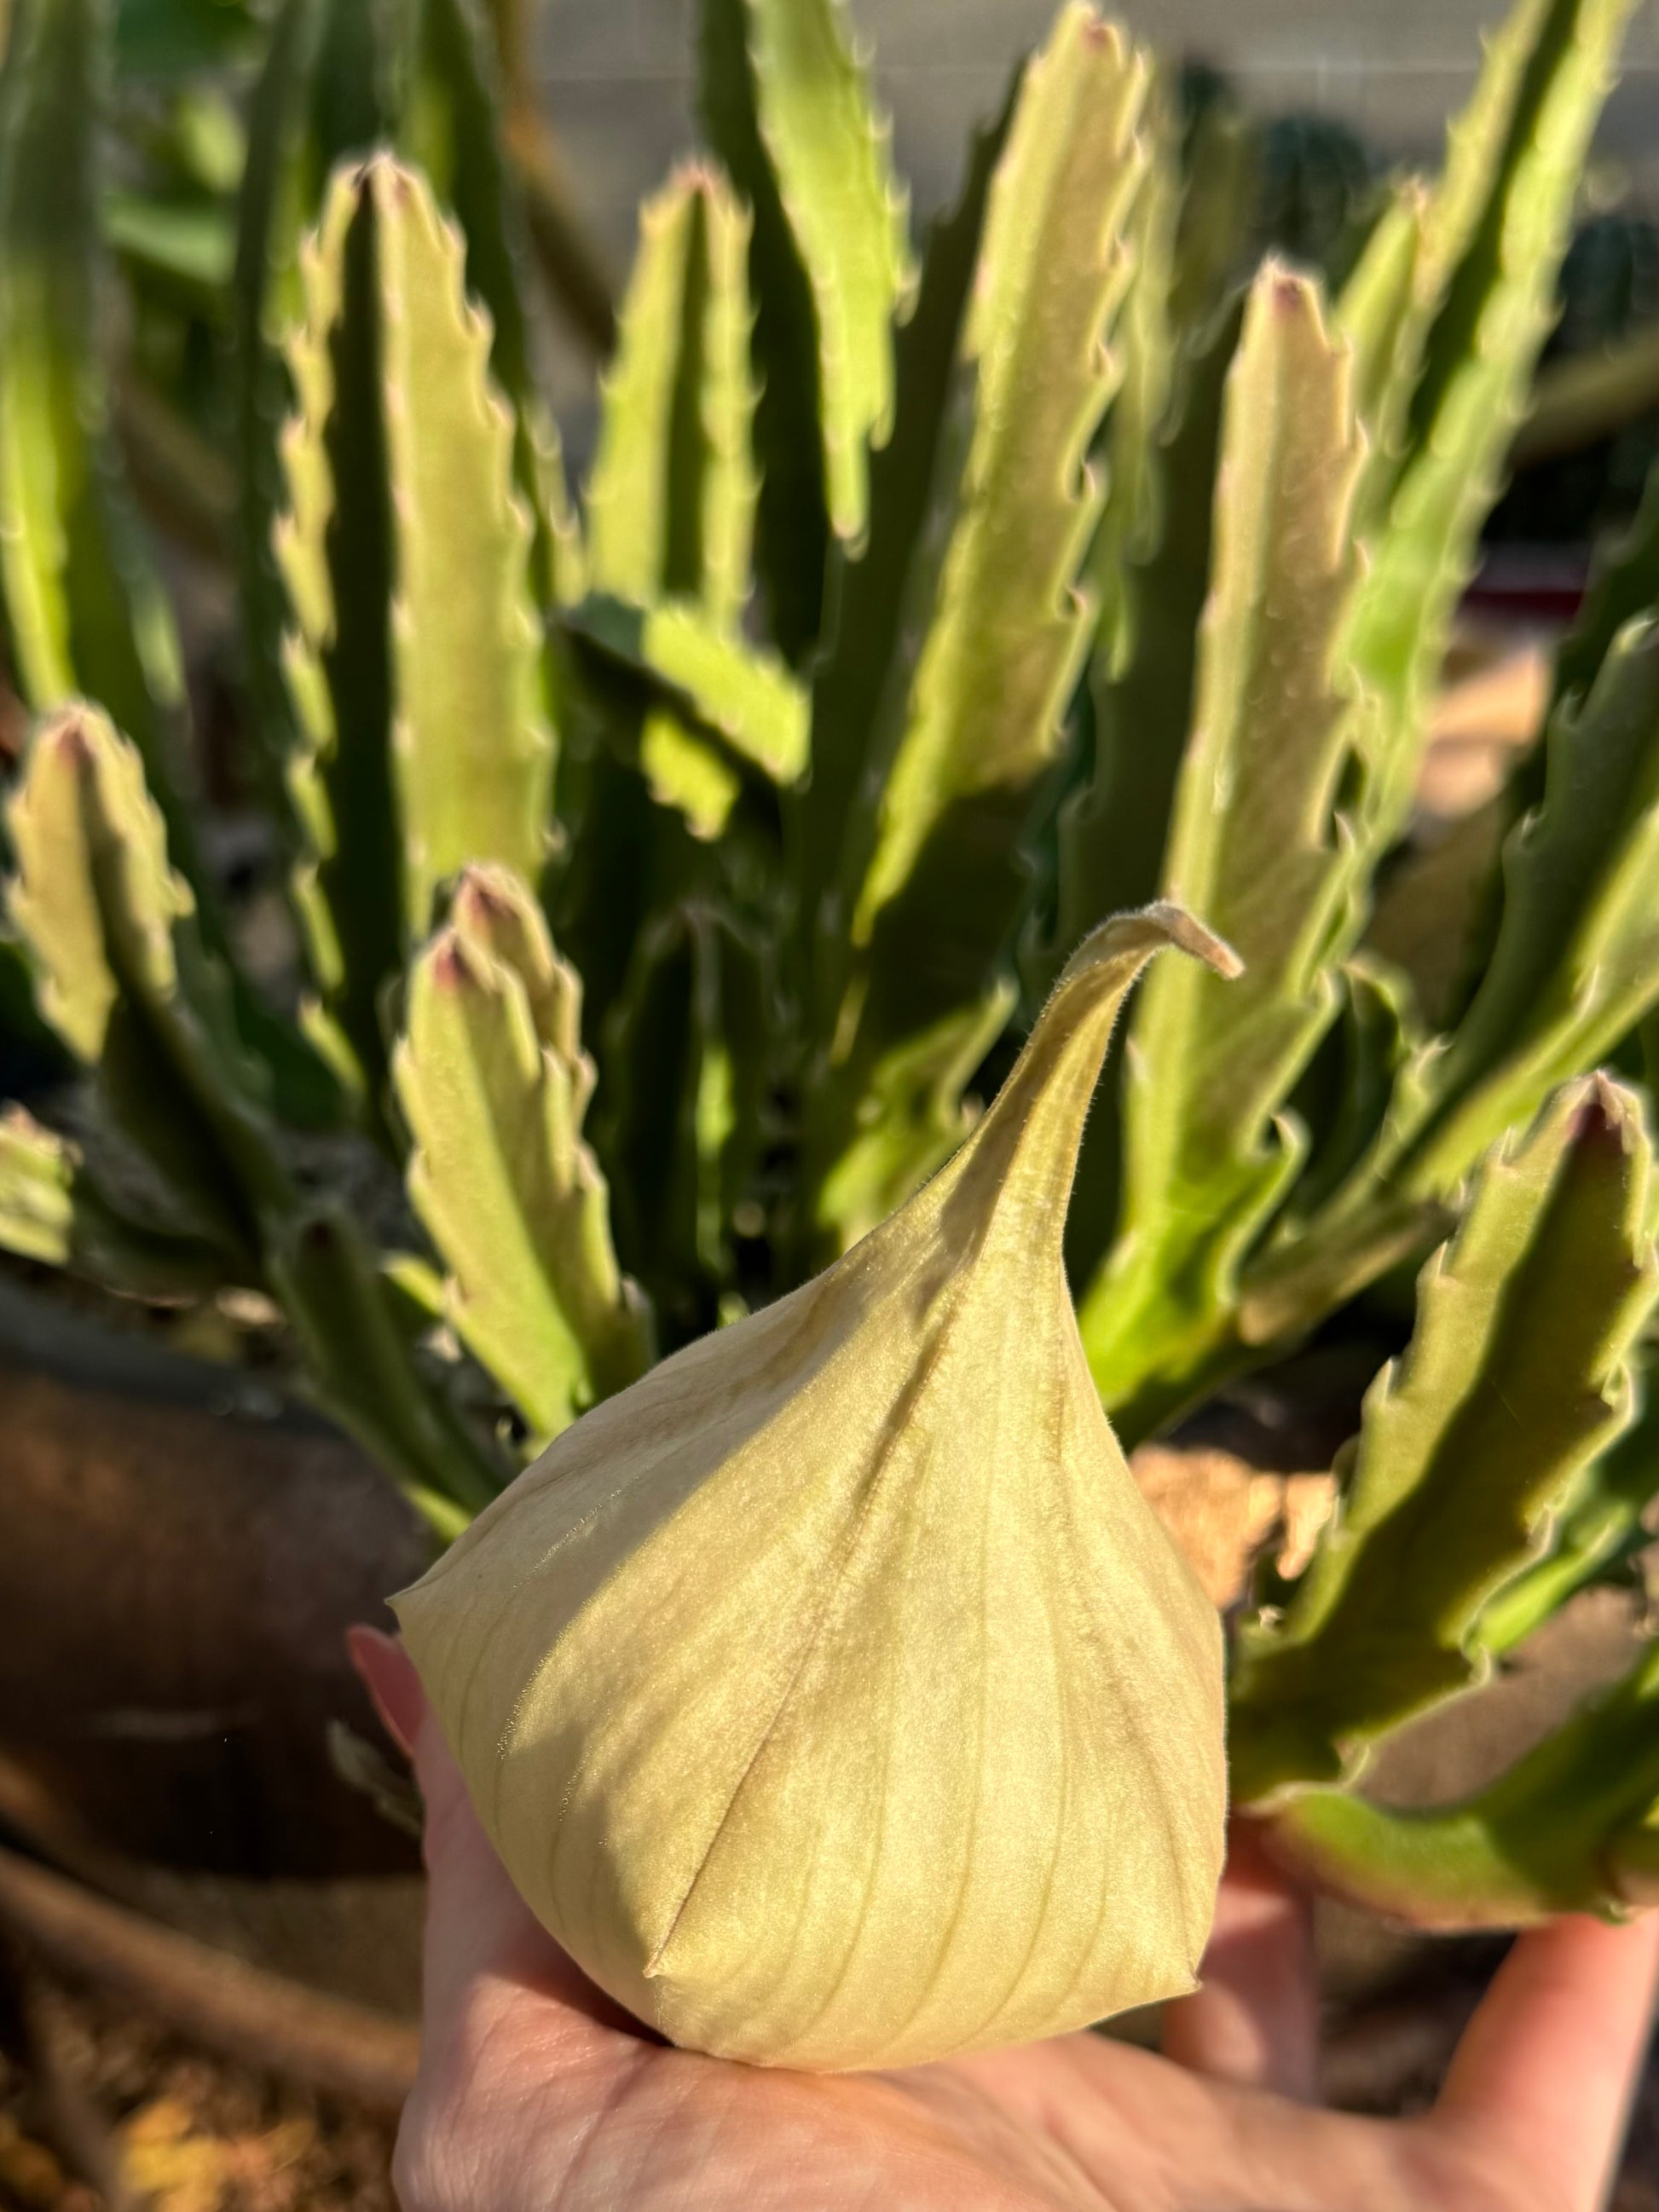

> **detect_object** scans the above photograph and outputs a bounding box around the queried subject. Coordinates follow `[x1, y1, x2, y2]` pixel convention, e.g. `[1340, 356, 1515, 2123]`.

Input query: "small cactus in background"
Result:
[1, 0, 1657, 2009]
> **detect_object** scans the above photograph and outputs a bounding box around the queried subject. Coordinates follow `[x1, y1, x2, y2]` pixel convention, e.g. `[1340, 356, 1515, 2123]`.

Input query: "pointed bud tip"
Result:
[1146, 902, 1244, 980]
[1061, 904, 1242, 990]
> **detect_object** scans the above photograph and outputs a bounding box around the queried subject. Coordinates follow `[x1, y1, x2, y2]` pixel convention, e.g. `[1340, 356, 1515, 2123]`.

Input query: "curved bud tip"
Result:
[1059, 902, 1243, 991]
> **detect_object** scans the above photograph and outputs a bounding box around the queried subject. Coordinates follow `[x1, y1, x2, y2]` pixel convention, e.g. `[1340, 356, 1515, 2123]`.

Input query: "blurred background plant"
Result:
[4, 0, 1659, 2198]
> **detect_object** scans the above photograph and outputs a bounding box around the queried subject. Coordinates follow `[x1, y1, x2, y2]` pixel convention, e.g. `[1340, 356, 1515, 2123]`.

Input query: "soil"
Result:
[1, 1938, 1653, 2210]
[0, 1967, 396, 2212]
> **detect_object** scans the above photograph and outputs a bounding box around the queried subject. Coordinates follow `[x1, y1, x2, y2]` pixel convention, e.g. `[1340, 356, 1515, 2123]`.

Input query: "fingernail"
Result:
[347, 1624, 425, 1758]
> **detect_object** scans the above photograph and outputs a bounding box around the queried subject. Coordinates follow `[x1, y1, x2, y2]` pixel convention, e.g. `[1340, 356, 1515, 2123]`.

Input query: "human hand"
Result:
[350, 1626, 1658, 2211]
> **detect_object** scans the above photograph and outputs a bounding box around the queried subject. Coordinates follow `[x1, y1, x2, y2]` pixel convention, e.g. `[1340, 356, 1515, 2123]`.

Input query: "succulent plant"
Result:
[2, 0, 1659, 2056]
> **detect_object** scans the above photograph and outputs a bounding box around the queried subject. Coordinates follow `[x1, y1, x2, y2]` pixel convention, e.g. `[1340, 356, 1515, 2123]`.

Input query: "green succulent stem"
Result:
[1263, 1637, 1659, 1926]
[1077, 263, 1367, 1423]
[1230, 1077, 1657, 1807]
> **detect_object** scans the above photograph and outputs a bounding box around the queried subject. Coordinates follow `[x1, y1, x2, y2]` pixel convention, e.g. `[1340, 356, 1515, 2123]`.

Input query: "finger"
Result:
[349, 1626, 552, 2013]
[1160, 1816, 1320, 2100]
[348, 1626, 635, 2043]
[347, 1623, 422, 1755]
[1431, 1910, 1659, 2209]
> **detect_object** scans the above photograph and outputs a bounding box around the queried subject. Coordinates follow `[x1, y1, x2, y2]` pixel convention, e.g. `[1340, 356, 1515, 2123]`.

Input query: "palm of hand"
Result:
[353, 1632, 1657, 2212]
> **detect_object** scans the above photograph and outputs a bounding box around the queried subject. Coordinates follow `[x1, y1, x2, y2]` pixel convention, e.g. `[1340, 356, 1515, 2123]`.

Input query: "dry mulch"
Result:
[2, 1949, 1655, 2212]
[0, 1967, 395, 2212]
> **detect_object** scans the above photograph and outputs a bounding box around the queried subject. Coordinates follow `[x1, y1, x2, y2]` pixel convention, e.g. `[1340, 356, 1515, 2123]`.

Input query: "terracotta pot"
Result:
[0, 1275, 431, 2012]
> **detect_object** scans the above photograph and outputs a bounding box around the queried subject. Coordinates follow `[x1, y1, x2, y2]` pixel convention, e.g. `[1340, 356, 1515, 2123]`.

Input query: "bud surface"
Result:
[395, 907, 1234, 2070]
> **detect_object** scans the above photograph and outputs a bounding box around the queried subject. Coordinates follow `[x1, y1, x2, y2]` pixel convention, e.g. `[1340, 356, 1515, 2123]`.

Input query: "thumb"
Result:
[347, 1626, 548, 2022]
[346, 1626, 626, 2038]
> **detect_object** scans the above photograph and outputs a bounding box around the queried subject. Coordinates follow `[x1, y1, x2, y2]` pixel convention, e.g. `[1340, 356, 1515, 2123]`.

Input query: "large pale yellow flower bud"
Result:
[394, 906, 1234, 2071]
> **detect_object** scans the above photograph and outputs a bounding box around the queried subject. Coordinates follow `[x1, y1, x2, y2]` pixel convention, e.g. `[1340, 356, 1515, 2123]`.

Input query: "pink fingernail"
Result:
[347, 1623, 425, 1758]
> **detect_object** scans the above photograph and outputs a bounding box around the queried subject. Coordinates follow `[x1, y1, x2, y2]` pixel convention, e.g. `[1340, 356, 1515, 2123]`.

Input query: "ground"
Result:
[0, 1972, 395, 2212]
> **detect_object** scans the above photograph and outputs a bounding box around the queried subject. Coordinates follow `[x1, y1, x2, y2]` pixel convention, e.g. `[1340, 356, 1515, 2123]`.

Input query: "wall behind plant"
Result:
[534, 0, 1659, 297]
